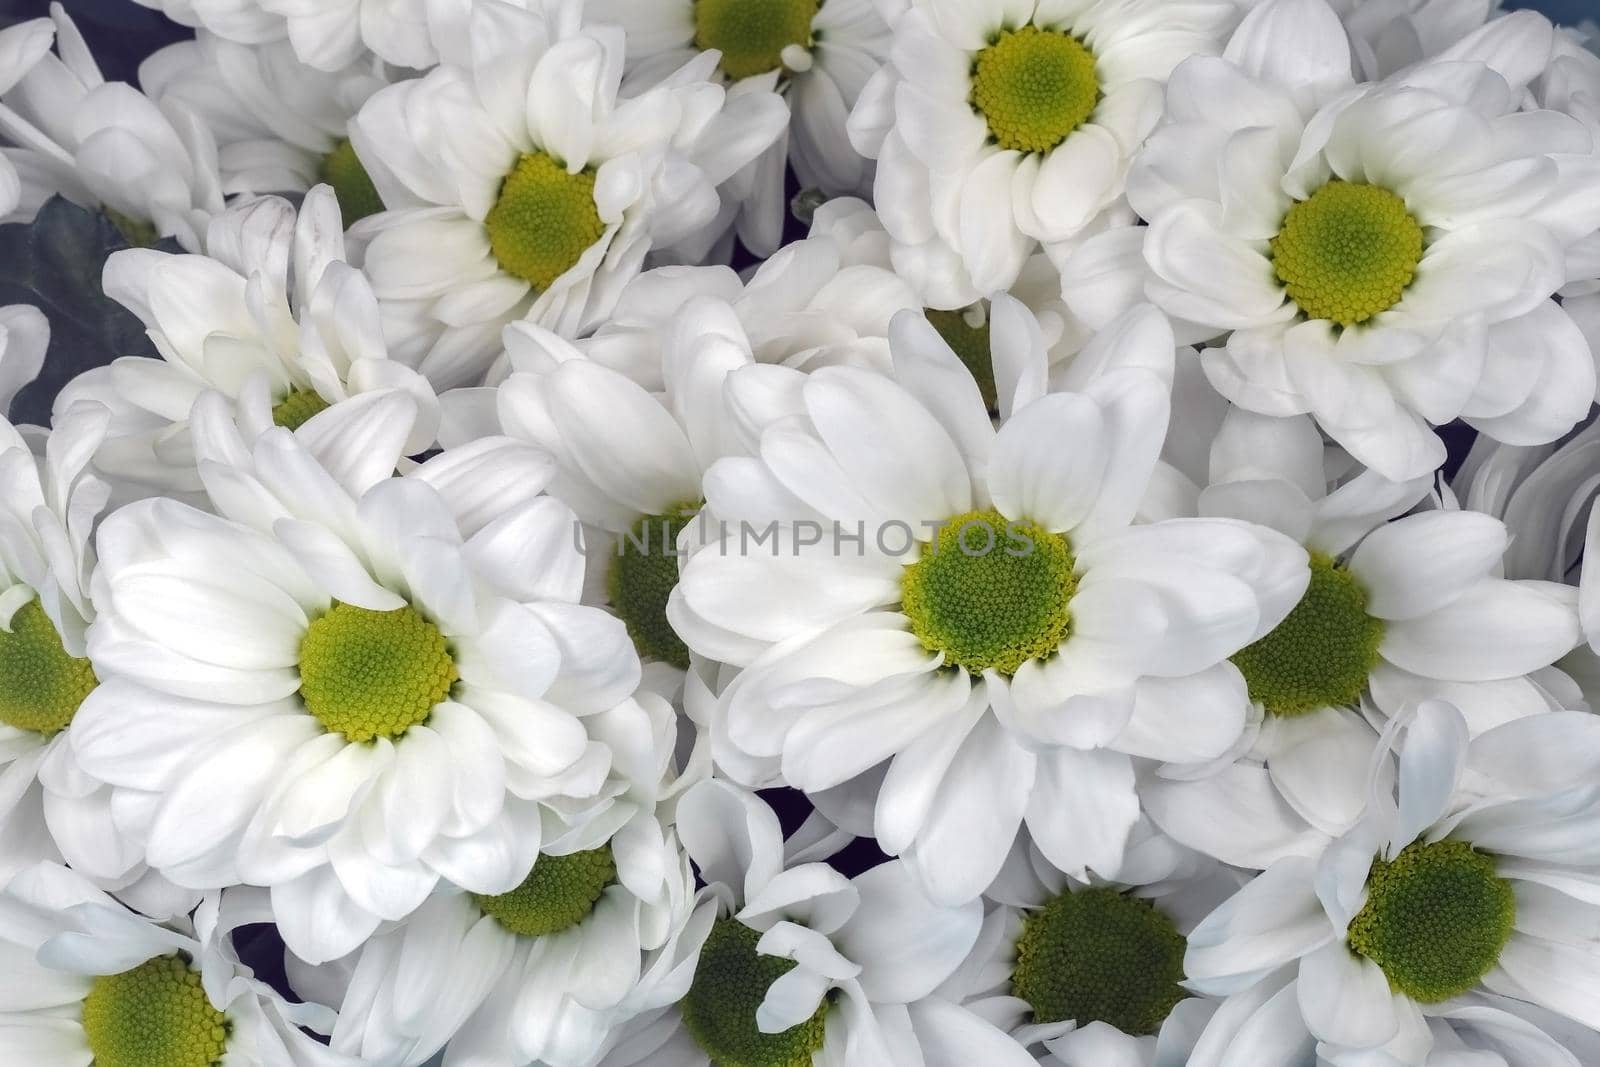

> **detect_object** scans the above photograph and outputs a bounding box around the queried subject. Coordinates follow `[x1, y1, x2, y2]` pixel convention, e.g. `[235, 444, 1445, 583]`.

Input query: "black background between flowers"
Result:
[0, 0, 1577, 1026]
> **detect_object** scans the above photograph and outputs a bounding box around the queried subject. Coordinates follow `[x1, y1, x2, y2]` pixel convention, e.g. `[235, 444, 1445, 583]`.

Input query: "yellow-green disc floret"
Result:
[607, 503, 699, 670]
[925, 307, 997, 414]
[971, 26, 1100, 154]
[81, 954, 230, 1067]
[0, 597, 97, 736]
[901, 509, 1077, 676]
[1271, 181, 1424, 327]
[319, 138, 385, 224]
[484, 151, 606, 293]
[297, 602, 457, 743]
[473, 846, 617, 937]
[1011, 887, 1188, 1036]
[680, 918, 830, 1067]
[694, 0, 819, 81]
[1347, 840, 1515, 1003]
[105, 207, 158, 248]
[1230, 552, 1384, 717]
[271, 388, 330, 431]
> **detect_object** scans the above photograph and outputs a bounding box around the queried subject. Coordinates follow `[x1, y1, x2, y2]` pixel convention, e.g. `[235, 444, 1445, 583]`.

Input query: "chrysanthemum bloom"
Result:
[846, 0, 1237, 303]
[56, 186, 438, 496]
[943, 827, 1244, 1065]
[141, 33, 393, 224]
[301, 692, 695, 1067]
[1129, 0, 1598, 480]
[1185, 702, 1600, 1060]
[669, 299, 1308, 901]
[347, 0, 787, 389]
[0, 862, 353, 1066]
[0, 5, 225, 249]
[590, 0, 890, 258]
[69, 394, 643, 964]
[1144, 409, 1584, 869]
[598, 780, 1031, 1067]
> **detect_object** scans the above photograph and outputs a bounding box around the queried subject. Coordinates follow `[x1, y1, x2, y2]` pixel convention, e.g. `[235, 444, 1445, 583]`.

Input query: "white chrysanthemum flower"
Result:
[940, 826, 1243, 1066]
[1130, 0, 1598, 481]
[0, 5, 226, 250]
[0, 861, 354, 1066]
[1144, 408, 1584, 870]
[669, 300, 1308, 902]
[1331, 0, 1512, 80]
[55, 186, 438, 496]
[1185, 701, 1600, 1061]
[846, 0, 1237, 302]
[597, 780, 1033, 1067]
[140, 33, 393, 224]
[0, 19, 56, 222]
[347, 0, 787, 389]
[67, 394, 644, 965]
[300, 692, 695, 1067]
[590, 0, 890, 258]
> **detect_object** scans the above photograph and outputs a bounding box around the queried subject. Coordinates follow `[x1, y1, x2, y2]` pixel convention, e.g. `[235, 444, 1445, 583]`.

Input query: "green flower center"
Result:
[297, 602, 457, 743]
[1347, 840, 1515, 1003]
[0, 597, 97, 736]
[1230, 552, 1384, 717]
[271, 388, 330, 431]
[484, 151, 606, 293]
[693, 0, 819, 81]
[1270, 181, 1424, 327]
[1011, 887, 1188, 1036]
[473, 846, 616, 937]
[319, 139, 384, 225]
[971, 26, 1100, 154]
[925, 306, 997, 414]
[901, 509, 1077, 676]
[81, 955, 230, 1067]
[680, 918, 830, 1067]
[607, 504, 699, 670]
[105, 208, 158, 248]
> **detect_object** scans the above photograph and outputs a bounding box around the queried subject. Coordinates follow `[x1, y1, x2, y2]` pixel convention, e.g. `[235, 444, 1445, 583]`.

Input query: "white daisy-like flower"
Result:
[56, 185, 439, 497]
[141, 33, 393, 224]
[347, 0, 787, 389]
[0, 861, 354, 1066]
[302, 691, 695, 1067]
[1130, 0, 1598, 480]
[590, 0, 890, 258]
[1144, 408, 1584, 870]
[598, 779, 1033, 1067]
[669, 299, 1308, 902]
[67, 393, 643, 965]
[1184, 701, 1600, 1061]
[940, 825, 1244, 1066]
[0, 5, 226, 250]
[846, 0, 1238, 303]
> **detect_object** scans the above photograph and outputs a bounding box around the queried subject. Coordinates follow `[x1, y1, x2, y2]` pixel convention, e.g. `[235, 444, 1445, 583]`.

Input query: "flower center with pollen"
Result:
[297, 602, 457, 742]
[1230, 552, 1384, 717]
[694, 0, 819, 81]
[473, 846, 617, 937]
[680, 918, 829, 1067]
[1347, 840, 1515, 1003]
[0, 597, 97, 736]
[319, 139, 384, 224]
[608, 503, 699, 669]
[925, 306, 997, 414]
[271, 388, 330, 431]
[1271, 181, 1424, 326]
[1012, 887, 1188, 1036]
[81, 955, 230, 1067]
[901, 509, 1077, 675]
[484, 151, 606, 293]
[971, 26, 1100, 154]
